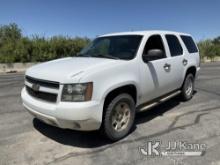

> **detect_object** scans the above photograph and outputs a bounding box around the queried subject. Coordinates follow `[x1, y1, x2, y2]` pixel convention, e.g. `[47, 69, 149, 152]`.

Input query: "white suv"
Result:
[21, 30, 200, 141]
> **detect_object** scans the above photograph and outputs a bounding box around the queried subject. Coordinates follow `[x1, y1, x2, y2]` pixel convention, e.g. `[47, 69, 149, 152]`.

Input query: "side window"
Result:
[180, 35, 198, 53]
[142, 35, 166, 61]
[165, 35, 183, 56]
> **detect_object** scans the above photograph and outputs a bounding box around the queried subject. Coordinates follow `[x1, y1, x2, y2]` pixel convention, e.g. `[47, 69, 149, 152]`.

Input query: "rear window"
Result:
[165, 35, 183, 56]
[180, 35, 198, 53]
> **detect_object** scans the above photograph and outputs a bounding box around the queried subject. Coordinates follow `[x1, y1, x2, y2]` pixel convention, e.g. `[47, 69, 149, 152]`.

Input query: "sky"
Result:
[0, 0, 219, 41]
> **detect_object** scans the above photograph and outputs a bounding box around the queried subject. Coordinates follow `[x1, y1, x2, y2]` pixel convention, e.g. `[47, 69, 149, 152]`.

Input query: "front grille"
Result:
[25, 75, 59, 89]
[26, 86, 57, 103]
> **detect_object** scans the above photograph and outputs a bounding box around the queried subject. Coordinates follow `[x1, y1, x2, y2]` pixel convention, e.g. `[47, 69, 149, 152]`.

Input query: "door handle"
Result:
[183, 59, 188, 66]
[163, 63, 171, 71]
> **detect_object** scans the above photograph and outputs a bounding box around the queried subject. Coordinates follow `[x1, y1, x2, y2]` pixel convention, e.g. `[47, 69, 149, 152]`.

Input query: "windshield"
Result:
[77, 35, 143, 60]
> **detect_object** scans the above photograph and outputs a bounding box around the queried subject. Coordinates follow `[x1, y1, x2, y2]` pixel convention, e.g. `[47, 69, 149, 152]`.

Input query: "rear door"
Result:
[163, 34, 186, 90]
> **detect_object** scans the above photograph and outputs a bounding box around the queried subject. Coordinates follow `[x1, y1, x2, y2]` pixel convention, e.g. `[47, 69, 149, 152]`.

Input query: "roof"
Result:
[100, 30, 190, 37]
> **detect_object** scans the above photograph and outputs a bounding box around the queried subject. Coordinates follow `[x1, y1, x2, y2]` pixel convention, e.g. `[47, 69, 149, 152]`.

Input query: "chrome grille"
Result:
[25, 75, 59, 103]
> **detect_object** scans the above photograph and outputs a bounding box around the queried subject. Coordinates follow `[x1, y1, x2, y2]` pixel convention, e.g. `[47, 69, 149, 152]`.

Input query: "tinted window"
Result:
[165, 35, 183, 56]
[181, 35, 198, 53]
[142, 35, 166, 61]
[78, 35, 143, 60]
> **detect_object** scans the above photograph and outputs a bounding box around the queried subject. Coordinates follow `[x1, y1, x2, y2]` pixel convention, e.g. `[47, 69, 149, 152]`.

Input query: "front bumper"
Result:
[21, 87, 103, 131]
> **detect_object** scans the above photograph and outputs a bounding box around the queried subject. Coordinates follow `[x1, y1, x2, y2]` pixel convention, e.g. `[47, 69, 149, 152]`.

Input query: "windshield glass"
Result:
[77, 35, 143, 60]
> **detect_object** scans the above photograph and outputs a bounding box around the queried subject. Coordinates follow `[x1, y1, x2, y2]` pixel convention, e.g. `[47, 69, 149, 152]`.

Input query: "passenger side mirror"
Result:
[142, 49, 164, 62]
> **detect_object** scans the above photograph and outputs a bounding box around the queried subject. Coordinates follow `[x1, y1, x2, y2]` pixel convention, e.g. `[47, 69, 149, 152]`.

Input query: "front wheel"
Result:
[101, 93, 135, 141]
[181, 73, 195, 101]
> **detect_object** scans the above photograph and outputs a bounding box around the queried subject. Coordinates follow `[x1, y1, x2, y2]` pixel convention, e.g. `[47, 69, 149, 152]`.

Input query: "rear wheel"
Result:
[181, 73, 195, 101]
[101, 93, 135, 141]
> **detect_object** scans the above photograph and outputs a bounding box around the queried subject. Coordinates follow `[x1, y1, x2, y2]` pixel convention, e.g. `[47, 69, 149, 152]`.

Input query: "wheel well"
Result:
[185, 66, 196, 78]
[103, 85, 137, 110]
[181, 66, 196, 88]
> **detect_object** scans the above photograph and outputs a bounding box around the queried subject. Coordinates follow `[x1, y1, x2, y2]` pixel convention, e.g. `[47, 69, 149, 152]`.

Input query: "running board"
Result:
[138, 90, 181, 112]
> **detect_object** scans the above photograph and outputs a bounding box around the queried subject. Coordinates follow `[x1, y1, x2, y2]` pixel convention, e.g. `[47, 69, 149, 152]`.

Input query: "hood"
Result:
[26, 57, 118, 83]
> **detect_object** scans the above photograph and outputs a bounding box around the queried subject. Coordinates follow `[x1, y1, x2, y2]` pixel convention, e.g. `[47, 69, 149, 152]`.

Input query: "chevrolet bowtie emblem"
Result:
[32, 84, 40, 92]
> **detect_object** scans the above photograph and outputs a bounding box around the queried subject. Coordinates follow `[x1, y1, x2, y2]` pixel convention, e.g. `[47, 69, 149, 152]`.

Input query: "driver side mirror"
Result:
[142, 49, 164, 62]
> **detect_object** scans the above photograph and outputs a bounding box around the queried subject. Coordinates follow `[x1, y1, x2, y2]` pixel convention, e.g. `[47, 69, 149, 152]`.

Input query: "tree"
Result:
[0, 23, 90, 63]
[0, 23, 22, 63]
[213, 36, 220, 45]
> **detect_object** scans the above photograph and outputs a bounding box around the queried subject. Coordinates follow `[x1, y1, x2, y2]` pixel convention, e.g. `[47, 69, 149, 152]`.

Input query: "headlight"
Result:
[61, 82, 93, 102]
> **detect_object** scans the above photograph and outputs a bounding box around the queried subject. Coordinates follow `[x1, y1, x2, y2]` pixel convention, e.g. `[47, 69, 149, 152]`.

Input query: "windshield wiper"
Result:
[76, 53, 91, 57]
[76, 53, 120, 60]
[93, 54, 120, 60]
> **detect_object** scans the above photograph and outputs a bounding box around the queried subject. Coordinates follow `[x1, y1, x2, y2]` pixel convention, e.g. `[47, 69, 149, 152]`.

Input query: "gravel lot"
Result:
[0, 62, 220, 165]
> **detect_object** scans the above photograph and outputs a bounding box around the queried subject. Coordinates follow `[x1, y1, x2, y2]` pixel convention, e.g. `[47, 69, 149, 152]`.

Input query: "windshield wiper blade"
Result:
[93, 54, 119, 60]
[76, 53, 91, 57]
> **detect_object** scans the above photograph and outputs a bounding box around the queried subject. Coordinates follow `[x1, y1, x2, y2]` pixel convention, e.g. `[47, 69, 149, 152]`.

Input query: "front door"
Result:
[139, 34, 180, 104]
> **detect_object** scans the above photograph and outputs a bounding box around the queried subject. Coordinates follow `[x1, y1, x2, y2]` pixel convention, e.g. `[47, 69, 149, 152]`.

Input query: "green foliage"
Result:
[0, 23, 90, 63]
[198, 38, 220, 61]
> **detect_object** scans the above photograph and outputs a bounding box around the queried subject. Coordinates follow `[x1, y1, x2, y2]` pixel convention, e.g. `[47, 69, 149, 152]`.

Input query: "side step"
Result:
[138, 90, 181, 112]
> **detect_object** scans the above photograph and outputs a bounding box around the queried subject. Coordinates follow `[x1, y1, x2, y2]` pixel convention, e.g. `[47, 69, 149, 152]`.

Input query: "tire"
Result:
[101, 93, 135, 141]
[181, 73, 195, 101]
